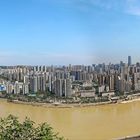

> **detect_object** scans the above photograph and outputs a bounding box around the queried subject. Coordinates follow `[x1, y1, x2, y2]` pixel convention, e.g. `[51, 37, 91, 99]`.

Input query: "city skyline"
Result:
[0, 56, 136, 66]
[1, 0, 140, 65]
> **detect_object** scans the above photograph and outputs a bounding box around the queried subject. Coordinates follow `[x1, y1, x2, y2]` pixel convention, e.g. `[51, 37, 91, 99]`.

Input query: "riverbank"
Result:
[121, 98, 140, 104]
[117, 134, 140, 140]
[6, 94, 140, 108]
[8, 99, 112, 108]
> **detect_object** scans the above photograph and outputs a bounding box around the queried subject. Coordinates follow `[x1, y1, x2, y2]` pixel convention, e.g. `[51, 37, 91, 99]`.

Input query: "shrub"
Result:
[0, 115, 65, 140]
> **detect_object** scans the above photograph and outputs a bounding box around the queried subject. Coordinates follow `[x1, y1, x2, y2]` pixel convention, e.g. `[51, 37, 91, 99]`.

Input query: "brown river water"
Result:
[0, 99, 140, 140]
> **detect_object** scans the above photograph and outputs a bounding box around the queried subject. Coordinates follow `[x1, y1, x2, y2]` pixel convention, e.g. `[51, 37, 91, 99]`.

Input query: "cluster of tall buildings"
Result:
[52, 79, 72, 97]
[1, 56, 140, 98]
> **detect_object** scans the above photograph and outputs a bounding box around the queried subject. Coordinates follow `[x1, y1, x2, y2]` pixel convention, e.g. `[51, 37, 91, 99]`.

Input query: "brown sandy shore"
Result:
[117, 135, 140, 140]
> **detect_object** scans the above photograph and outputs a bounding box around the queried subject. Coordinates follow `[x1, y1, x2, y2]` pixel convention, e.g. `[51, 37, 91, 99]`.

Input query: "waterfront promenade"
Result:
[7, 93, 140, 108]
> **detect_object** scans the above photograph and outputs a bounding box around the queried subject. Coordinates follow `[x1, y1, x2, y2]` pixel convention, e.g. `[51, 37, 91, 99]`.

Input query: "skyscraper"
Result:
[30, 76, 38, 93]
[65, 79, 72, 97]
[54, 79, 62, 97]
[128, 56, 132, 66]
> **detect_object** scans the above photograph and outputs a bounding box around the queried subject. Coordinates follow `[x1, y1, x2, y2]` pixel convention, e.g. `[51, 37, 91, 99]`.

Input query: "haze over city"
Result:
[1, 0, 140, 65]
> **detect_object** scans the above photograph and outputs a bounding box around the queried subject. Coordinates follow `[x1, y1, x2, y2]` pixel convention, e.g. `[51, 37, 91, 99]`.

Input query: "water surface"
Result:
[0, 100, 140, 140]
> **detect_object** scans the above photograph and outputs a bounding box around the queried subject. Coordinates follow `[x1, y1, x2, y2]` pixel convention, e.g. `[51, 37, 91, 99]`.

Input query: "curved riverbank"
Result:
[8, 99, 112, 108]
[117, 134, 140, 140]
[7, 95, 140, 108]
[121, 98, 140, 104]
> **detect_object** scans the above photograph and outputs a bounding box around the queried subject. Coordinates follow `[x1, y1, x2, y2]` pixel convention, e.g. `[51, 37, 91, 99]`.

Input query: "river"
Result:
[0, 99, 140, 140]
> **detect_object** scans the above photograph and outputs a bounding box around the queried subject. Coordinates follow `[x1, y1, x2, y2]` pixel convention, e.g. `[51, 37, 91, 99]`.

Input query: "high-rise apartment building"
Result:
[30, 76, 38, 93]
[128, 56, 132, 66]
[23, 84, 29, 94]
[65, 79, 72, 97]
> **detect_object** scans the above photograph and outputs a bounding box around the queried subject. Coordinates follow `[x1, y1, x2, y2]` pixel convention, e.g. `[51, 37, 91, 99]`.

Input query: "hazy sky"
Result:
[1, 0, 140, 65]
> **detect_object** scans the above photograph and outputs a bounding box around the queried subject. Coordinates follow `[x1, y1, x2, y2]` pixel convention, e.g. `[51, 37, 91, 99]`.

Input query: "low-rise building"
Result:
[77, 90, 96, 98]
[102, 91, 115, 97]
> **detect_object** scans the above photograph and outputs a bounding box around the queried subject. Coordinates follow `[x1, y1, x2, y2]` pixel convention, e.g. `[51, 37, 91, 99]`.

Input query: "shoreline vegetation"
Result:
[7, 99, 112, 108]
[4, 93, 140, 108]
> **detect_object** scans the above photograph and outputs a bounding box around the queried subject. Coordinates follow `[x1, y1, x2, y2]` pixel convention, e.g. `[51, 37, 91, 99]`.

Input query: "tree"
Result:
[0, 115, 65, 140]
